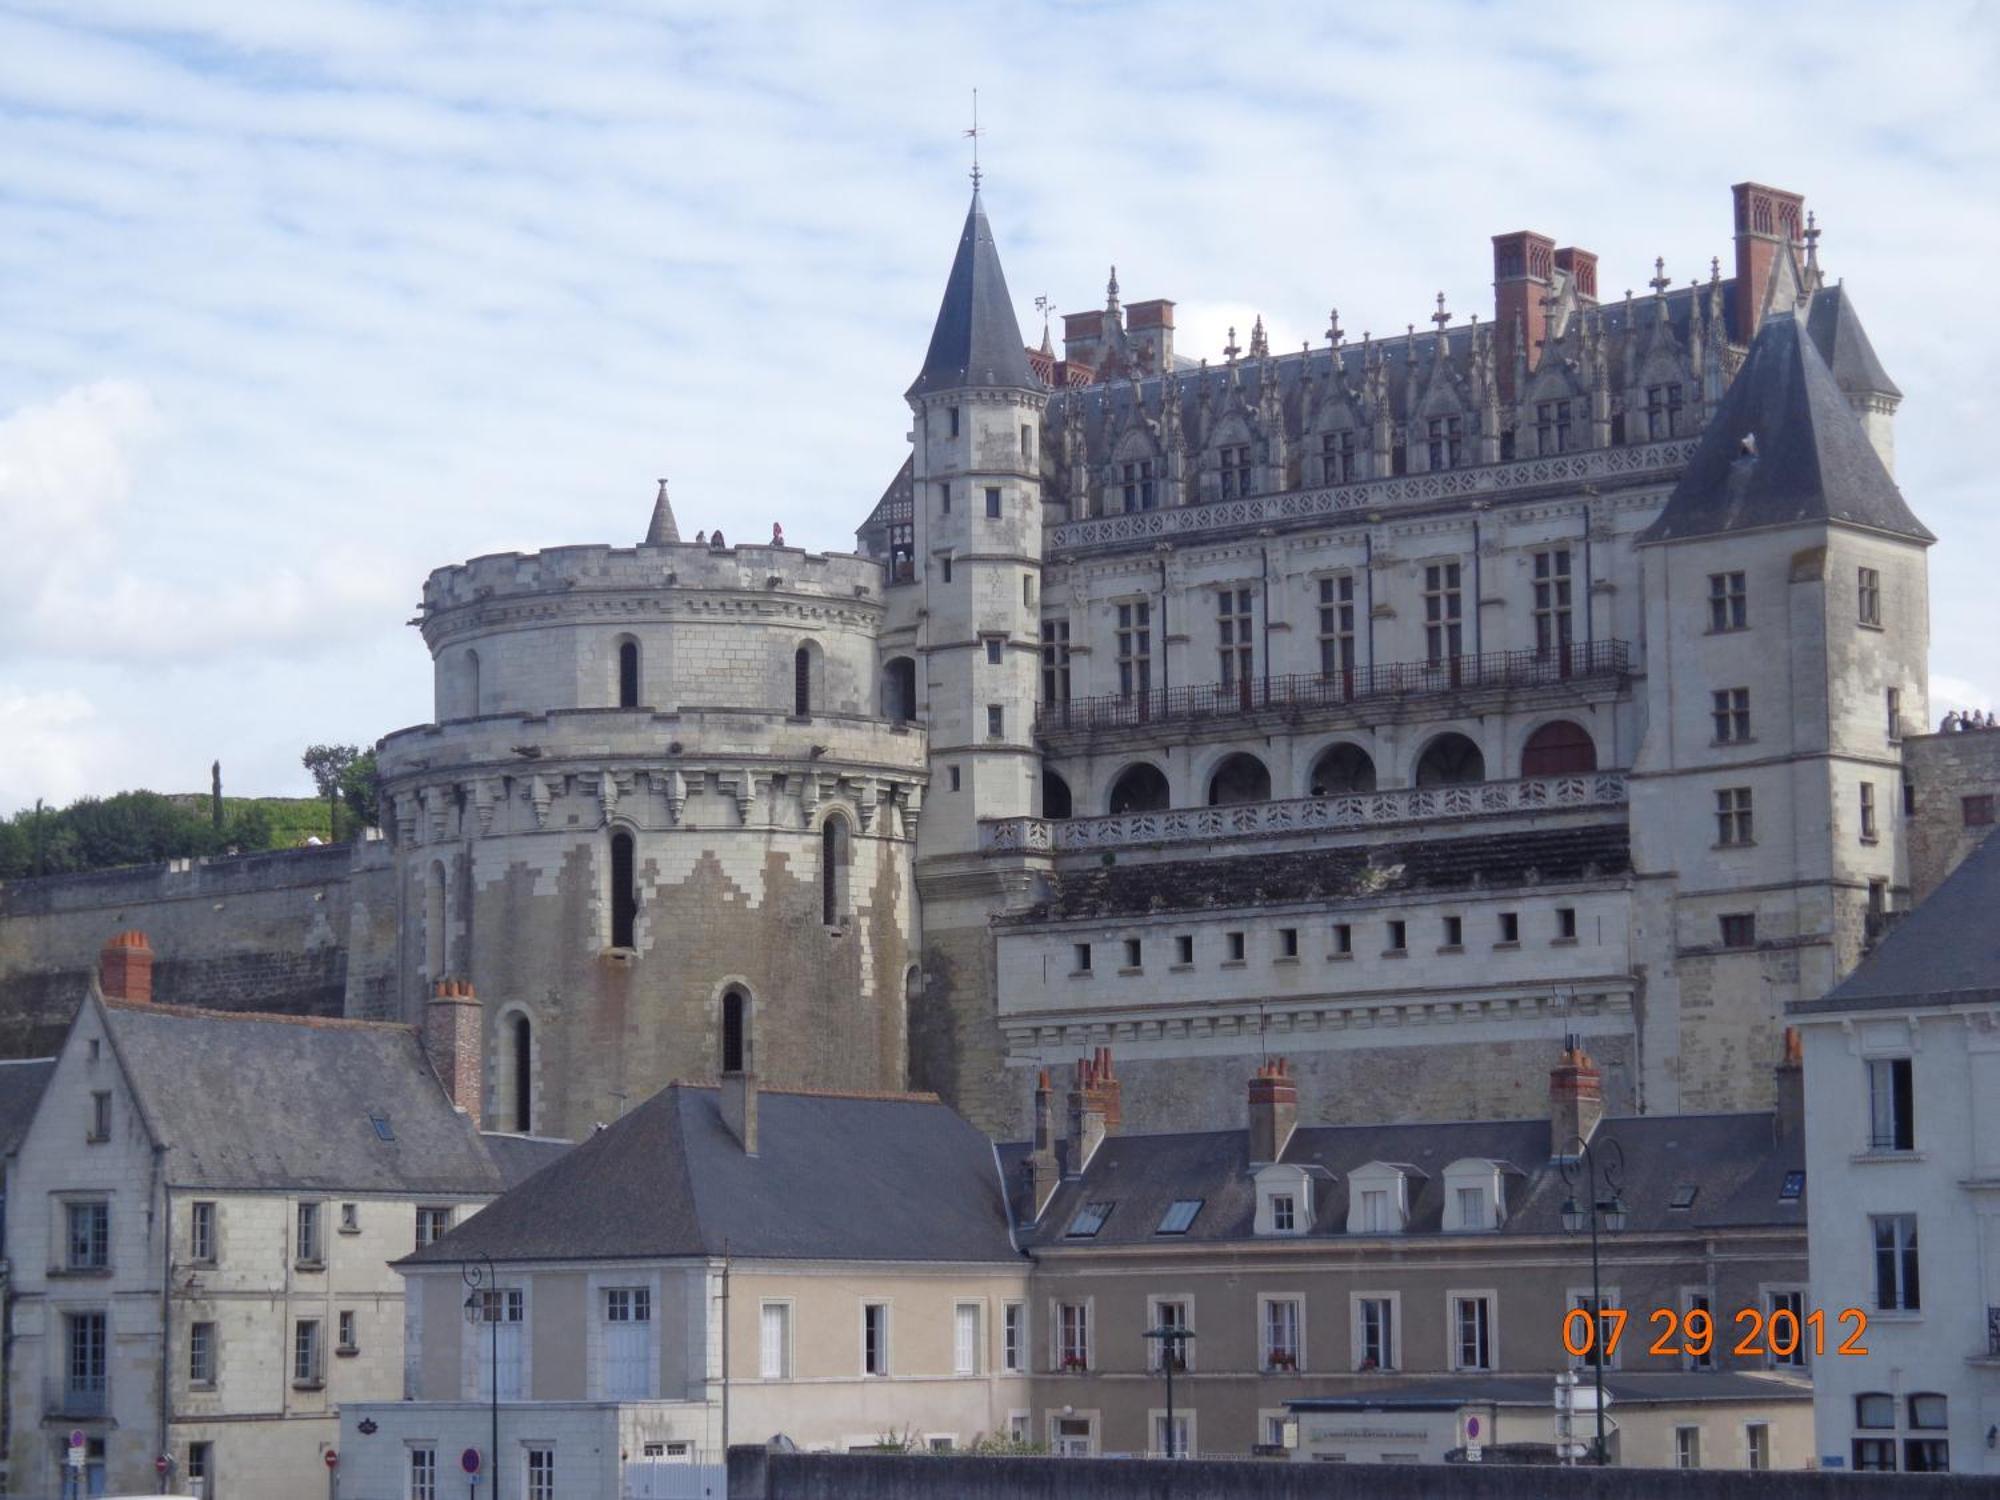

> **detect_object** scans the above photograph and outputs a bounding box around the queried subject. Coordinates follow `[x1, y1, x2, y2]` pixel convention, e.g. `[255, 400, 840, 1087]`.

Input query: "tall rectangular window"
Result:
[1676, 1426, 1702, 1469]
[862, 1303, 890, 1375]
[1886, 687, 1902, 741]
[293, 1319, 322, 1384]
[1535, 399, 1573, 454]
[1533, 549, 1573, 658]
[1766, 1290, 1807, 1370]
[526, 1448, 554, 1500]
[1218, 588, 1255, 688]
[1645, 382, 1685, 439]
[1453, 1295, 1492, 1370]
[603, 1287, 651, 1398]
[1318, 575, 1356, 678]
[338, 1309, 357, 1352]
[1116, 602, 1152, 699]
[1426, 415, 1463, 470]
[1002, 1302, 1025, 1373]
[1858, 566, 1882, 625]
[938, 481, 950, 513]
[1683, 1290, 1713, 1370]
[1150, 1299, 1189, 1370]
[1358, 1297, 1395, 1369]
[1121, 458, 1156, 512]
[67, 1310, 107, 1399]
[1712, 688, 1751, 743]
[1716, 787, 1754, 846]
[1871, 1214, 1920, 1310]
[472, 1288, 525, 1399]
[985, 486, 1002, 519]
[1057, 1301, 1089, 1371]
[1219, 444, 1253, 498]
[954, 1303, 981, 1375]
[986, 704, 1004, 740]
[1322, 430, 1356, 483]
[190, 1201, 216, 1263]
[88, 1090, 110, 1141]
[1040, 618, 1070, 704]
[759, 1302, 791, 1380]
[296, 1201, 322, 1265]
[1867, 1058, 1914, 1151]
[1358, 1189, 1391, 1232]
[188, 1321, 216, 1386]
[409, 1448, 437, 1500]
[1424, 562, 1463, 663]
[1708, 571, 1747, 631]
[1860, 782, 1878, 841]
[66, 1202, 110, 1271]
[947, 407, 960, 438]
[416, 1206, 453, 1249]
[1262, 1297, 1302, 1371]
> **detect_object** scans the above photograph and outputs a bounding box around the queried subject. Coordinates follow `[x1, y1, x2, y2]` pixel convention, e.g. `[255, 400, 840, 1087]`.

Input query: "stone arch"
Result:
[1521, 719, 1598, 777]
[615, 635, 641, 709]
[1206, 752, 1271, 806]
[903, 964, 922, 1006]
[423, 858, 448, 978]
[1308, 742, 1377, 797]
[495, 1005, 537, 1135]
[609, 828, 638, 949]
[1414, 731, 1486, 787]
[792, 638, 824, 717]
[883, 655, 918, 723]
[721, 986, 750, 1073]
[1043, 770, 1073, 821]
[458, 647, 482, 719]
[1107, 761, 1171, 815]
[821, 812, 852, 925]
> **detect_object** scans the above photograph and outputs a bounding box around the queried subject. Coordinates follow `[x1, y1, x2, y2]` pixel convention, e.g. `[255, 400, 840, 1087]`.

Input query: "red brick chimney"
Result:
[1493, 230, 1556, 403]
[1774, 1027, 1805, 1144]
[1554, 247, 1599, 305]
[1248, 1057, 1298, 1164]
[1549, 1038, 1603, 1159]
[1732, 181, 1805, 341]
[422, 978, 484, 1130]
[99, 931, 153, 1005]
[1065, 1048, 1119, 1175]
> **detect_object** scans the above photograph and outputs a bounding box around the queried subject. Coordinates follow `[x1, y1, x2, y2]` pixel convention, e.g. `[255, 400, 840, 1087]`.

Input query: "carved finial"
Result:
[1105, 265, 1120, 316]
[1710, 255, 1722, 284]
[1248, 315, 1268, 360]
[1224, 325, 1240, 362]
[964, 87, 982, 190]
[1804, 210, 1821, 271]
[1648, 257, 1671, 296]
[1431, 291, 1451, 332]
[1326, 307, 1343, 346]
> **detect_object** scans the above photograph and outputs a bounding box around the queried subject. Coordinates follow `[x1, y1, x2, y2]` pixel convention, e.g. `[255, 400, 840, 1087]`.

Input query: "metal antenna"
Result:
[965, 87, 982, 190]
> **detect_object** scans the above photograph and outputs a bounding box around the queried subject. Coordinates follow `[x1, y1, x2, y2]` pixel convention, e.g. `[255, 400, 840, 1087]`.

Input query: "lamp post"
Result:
[461, 1253, 499, 1492]
[1141, 1324, 1194, 1459]
[1558, 1134, 1626, 1466]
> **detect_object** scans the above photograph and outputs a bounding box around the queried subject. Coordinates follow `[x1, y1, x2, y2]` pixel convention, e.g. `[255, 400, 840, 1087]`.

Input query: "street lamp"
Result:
[1557, 1133, 1625, 1466]
[1141, 1324, 1195, 1459]
[462, 1253, 500, 1491]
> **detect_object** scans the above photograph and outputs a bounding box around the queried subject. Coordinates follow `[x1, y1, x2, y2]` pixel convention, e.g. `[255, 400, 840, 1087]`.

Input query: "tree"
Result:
[338, 748, 381, 833]
[301, 744, 359, 843]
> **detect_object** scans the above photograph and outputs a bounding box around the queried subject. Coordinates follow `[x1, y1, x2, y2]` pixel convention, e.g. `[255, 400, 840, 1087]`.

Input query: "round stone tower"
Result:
[375, 494, 927, 1140]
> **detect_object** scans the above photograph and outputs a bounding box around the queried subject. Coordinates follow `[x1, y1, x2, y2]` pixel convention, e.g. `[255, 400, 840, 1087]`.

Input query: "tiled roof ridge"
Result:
[104, 998, 417, 1035]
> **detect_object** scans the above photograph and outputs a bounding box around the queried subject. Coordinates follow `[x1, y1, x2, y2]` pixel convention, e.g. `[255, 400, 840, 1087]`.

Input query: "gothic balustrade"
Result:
[978, 772, 1628, 856]
[1035, 640, 1630, 737]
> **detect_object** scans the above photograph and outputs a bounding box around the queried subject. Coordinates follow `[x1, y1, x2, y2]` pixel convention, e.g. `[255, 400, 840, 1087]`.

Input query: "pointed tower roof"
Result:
[645, 478, 680, 545]
[1804, 285, 1901, 401]
[1639, 312, 1931, 546]
[906, 191, 1040, 400]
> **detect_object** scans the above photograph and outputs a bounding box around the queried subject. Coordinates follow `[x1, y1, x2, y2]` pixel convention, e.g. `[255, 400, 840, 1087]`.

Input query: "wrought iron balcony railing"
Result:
[1035, 641, 1631, 736]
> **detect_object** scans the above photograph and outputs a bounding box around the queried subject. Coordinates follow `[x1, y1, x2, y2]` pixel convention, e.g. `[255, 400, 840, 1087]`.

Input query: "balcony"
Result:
[1035, 641, 1631, 740]
[44, 1378, 109, 1419]
[981, 772, 1628, 857]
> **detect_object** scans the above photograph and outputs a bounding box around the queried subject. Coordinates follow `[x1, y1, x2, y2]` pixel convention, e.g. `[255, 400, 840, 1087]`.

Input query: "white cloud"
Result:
[0, 689, 114, 810]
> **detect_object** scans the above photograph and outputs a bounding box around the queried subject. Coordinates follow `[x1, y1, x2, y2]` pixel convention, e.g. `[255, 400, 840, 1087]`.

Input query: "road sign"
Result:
[69, 1430, 85, 1449]
[1465, 1416, 1481, 1440]
[324, 1450, 338, 1469]
[156, 1455, 171, 1476]
[461, 1448, 483, 1475]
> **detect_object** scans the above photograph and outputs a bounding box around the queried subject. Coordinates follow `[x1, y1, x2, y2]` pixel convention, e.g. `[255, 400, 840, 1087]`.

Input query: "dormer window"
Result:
[1219, 444, 1252, 498]
[1346, 1162, 1415, 1234]
[1253, 1164, 1313, 1237]
[1442, 1158, 1508, 1232]
[1272, 1194, 1296, 1232]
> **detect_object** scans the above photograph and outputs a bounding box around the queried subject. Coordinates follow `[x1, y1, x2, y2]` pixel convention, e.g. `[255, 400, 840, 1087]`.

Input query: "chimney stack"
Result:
[99, 931, 154, 1005]
[1774, 1027, 1805, 1143]
[1549, 1037, 1604, 1159]
[1492, 229, 1556, 404]
[1248, 1057, 1298, 1164]
[422, 979, 484, 1130]
[1065, 1048, 1118, 1175]
[1553, 247, 1599, 305]
[1731, 182, 1805, 341]
[721, 1068, 758, 1156]
[1025, 1069, 1061, 1219]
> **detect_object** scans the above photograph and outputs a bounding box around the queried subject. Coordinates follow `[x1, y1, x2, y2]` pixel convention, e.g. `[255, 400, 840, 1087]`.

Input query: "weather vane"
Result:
[965, 87, 982, 190]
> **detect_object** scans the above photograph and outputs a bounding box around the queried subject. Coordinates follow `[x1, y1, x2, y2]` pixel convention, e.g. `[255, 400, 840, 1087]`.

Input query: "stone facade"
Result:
[1902, 724, 2000, 905]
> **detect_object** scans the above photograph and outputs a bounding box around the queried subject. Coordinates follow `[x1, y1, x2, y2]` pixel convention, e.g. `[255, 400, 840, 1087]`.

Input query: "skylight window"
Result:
[1779, 1170, 1805, 1202]
[1066, 1201, 1114, 1238]
[368, 1111, 395, 1142]
[1157, 1199, 1203, 1235]
[1669, 1184, 1699, 1211]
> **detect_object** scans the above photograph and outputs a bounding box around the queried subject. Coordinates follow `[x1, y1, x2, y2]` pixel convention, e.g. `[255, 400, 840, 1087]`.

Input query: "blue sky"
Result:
[2, 0, 1996, 809]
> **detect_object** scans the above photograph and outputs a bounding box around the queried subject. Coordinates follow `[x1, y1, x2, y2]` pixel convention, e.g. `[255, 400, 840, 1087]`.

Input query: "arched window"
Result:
[461, 648, 481, 718]
[1415, 733, 1486, 787]
[510, 1014, 532, 1133]
[1108, 763, 1171, 815]
[821, 815, 851, 925]
[1521, 720, 1598, 776]
[1207, 753, 1271, 806]
[1043, 771, 1073, 821]
[618, 638, 640, 709]
[721, 988, 748, 1074]
[884, 656, 918, 722]
[794, 645, 813, 716]
[1310, 743, 1377, 796]
[610, 831, 637, 948]
[424, 860, 447, 976]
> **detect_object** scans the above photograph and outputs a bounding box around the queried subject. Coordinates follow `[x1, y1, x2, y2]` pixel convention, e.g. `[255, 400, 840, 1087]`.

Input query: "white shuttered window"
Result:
[760, 1303, 791, 1380]
[954, 1304, 981, 1375]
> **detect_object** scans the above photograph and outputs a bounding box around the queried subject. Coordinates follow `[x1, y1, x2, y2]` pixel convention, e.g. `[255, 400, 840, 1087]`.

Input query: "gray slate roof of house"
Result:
[0, 1058, 56, 1157]
[481, 1132, 574, 1190]
[1290, 1370, 1811, 1411]
[1805, 284, 1901, 400]
[101, 1000, 504, 1196]
[906, 191, 1040, 399]
[1639, 309, 1930, 546]
[1791, 830, 2000, 1015]
[403, 1082, 1022, 1266]
[1011, 1111, 1802, 1248]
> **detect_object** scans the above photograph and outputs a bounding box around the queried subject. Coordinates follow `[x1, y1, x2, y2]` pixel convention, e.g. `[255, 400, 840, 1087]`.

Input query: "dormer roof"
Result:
[907, 190, 1040, 400]
[1639, 311, 1931, 546]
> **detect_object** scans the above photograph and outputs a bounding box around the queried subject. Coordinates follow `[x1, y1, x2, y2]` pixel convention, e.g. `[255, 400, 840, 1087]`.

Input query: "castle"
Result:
[0, 180, 1955, 1141]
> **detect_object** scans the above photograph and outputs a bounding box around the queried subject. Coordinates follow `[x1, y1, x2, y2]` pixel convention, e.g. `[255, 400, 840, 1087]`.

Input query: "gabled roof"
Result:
[1012, 1111, 1802, 1248]
[0, 1058, 56, 1158]
[99, 999, 503, 1196]
[1805, 284, 1900, 400]
[1792, 830, 2000, 1015]
[906, 191, 1040, 399]
[1639, 311, 1931, 546]
[403, 1082, 1021, 1266]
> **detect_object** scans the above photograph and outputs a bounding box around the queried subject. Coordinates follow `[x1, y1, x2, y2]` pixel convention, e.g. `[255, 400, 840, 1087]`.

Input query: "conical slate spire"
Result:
[645, 478, 680, 545]
[1640, 312, 1931, 546]
[906, 191, 1039, 399]
[1804, 285, 1901, 401]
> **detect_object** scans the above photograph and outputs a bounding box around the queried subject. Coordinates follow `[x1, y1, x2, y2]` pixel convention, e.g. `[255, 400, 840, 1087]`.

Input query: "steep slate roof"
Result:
[100, 1000, 504, 1196]
[906, 191, 1040, 398]
[481, 1132, 574, 1190]
[403, 1082, 1021, 1266]
[1791, 830, 2000, 1015]
[1639, 311, 1931, 545]
[1014, 1111, 1802, 1247]
[1805, 284, 1900, 400]
[1008, 823, 1630, 923]
[0, 1058, 56, 1157]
